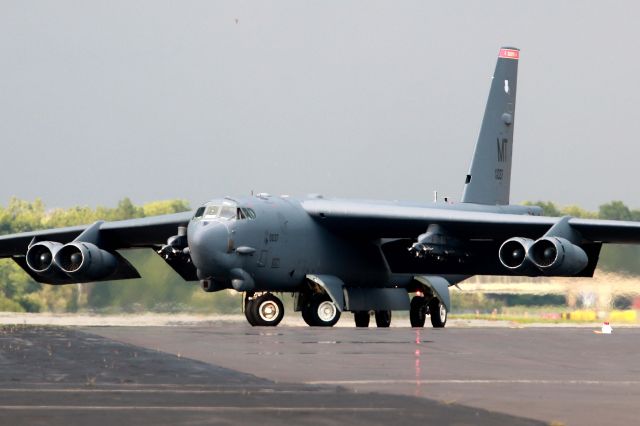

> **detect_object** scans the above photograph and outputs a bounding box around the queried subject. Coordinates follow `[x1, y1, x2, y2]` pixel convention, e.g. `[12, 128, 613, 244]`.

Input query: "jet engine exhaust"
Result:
[26, 241, 63, 275]
[498, 237, 534, 272]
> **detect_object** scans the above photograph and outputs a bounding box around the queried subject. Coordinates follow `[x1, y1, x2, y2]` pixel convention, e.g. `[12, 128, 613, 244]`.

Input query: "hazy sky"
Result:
[1, 1, 639, 210]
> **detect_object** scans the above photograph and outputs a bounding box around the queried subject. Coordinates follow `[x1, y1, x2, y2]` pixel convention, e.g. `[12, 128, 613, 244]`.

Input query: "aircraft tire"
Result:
[251, 293, 285, 327]
[353, 311, 370, 327]
[374, 310, 392, 328]
[301, 304, 317, 326]
[429, 298, 447, 328]
[303, 295, 340, 327]
[244, 297, 259, 326]
[410, 296, 427, 328]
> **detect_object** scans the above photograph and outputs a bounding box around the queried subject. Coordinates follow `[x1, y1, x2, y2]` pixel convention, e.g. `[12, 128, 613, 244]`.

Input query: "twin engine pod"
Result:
[25, 241, 118, 281]
[499, 236, 588, 276]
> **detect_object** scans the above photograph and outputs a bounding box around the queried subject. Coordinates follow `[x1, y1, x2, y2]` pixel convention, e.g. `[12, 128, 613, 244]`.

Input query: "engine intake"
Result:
[26, 241, 63, 275]
[498, 237, 534, 272]
[54, 242, 118, 280]
[528, 237, 588, 275]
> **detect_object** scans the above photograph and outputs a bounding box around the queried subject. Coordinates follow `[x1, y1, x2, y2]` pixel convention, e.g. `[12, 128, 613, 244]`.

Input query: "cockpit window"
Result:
[194, 206, 206, 219]
[200, 201, 240, 221]
[219, 205, 236, 220]
[237, 207, 256, 220]
[198, 201, 253, 221]
[203, 205, 220, 219]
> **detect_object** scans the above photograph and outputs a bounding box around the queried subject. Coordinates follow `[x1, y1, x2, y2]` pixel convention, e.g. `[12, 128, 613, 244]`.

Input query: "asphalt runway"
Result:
[1, 324, 638, 425]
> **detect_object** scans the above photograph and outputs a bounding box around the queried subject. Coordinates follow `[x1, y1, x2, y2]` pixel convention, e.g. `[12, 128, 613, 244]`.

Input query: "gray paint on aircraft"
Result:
[462, 47, 518, 205]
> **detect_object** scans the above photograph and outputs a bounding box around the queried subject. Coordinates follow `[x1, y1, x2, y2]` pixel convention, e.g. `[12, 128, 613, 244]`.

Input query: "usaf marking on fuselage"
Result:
[2, 47, 640, 328]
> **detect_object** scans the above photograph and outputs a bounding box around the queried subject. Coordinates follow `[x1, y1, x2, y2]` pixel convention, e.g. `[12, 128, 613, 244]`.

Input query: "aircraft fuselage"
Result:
[188, 195, 392, 292]
[186, 195, 541, 293]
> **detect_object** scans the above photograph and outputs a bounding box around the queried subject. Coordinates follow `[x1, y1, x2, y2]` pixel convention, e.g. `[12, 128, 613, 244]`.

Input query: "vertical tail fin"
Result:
[461, 47, 519, 205]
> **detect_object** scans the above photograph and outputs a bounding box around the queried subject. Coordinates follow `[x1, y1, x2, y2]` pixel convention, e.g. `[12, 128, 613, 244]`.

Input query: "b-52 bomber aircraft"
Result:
[2, 47, 639, 328]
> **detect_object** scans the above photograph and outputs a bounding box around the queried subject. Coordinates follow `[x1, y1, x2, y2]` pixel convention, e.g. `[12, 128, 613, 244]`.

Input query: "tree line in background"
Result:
[0, 197, 241, 314]
[0, 198, 638, 313]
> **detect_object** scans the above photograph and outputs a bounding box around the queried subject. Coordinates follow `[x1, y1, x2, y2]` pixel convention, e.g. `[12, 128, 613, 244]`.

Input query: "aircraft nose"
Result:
[188, 221, 235, 277]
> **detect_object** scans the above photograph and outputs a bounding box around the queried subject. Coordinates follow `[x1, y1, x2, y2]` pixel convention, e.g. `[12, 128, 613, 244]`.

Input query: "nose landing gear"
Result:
[244, 293, 284, 327]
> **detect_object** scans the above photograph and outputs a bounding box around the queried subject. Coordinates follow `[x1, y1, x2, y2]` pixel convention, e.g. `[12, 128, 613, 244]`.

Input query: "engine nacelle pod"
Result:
[528, 237, 588, 276]
[26, 241, 64, 276]
[54, 242, 118, 280]
[498, 237, 534, 272]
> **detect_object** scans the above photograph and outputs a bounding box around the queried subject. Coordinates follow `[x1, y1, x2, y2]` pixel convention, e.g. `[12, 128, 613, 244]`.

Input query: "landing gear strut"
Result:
[244, 293, 284, 327]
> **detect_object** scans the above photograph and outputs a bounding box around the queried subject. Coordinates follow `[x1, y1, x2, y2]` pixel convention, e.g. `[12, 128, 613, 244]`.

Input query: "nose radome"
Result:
[190, 222, 229, 255]
[188, 222, 233, 277]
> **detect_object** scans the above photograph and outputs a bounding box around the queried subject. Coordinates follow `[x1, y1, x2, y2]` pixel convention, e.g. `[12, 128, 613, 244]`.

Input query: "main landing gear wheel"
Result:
[375, 310, 392, 328]
[245, 293, 284, 327]
[429, 298, 447, 328]
[410, 296, 427, 328]
[353, 311, 370, 327]
[244, 294, 258, 326]
[302, 295, 341, 327]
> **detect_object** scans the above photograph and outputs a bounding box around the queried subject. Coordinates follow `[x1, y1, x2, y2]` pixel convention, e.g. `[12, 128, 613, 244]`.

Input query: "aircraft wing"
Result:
[568, 218, 640, 244]
[302, 199, 640, 243]
[0, 211, 193, 257]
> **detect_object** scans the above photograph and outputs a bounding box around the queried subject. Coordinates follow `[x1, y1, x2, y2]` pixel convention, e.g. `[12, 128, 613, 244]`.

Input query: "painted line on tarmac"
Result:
[0, 405, 398, 412]
[3, 382, 278, 389]
[0, 388, 315, 395]
[306, 379, 640, 386]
